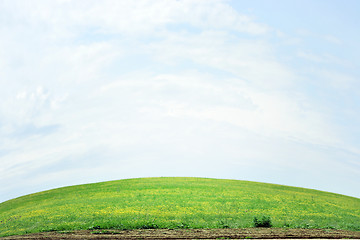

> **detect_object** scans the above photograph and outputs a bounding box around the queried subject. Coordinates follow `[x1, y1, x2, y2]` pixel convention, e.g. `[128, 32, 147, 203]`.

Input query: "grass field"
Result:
[0, 177, 359, 237]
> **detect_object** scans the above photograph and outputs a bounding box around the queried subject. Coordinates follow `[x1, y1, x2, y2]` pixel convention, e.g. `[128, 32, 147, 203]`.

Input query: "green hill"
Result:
[0, 177, 359, 237]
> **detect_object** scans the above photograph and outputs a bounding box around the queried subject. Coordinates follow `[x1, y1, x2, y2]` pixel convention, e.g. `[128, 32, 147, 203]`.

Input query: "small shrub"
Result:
[283, 222, 290, 228]
[176, 222, 190, 229]
[253, 216, 272, 228]
[138, 222, 159, 229]
[88, 225, 102, 230]
[218, 220, 230, 228]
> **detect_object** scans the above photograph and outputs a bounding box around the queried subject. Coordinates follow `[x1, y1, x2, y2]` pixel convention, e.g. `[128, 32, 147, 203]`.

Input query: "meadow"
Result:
[0, 177, 359, 237]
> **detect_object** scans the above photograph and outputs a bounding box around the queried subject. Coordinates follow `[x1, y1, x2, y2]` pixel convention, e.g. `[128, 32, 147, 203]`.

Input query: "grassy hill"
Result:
[0, 177, 359, 237]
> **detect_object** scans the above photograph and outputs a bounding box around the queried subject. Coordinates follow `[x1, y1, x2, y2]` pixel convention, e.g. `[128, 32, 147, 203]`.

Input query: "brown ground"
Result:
[2, 228, 360, 240]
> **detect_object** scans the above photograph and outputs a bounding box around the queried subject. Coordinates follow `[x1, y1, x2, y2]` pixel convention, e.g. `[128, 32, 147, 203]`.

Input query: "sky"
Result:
[1, 0, 360, 203]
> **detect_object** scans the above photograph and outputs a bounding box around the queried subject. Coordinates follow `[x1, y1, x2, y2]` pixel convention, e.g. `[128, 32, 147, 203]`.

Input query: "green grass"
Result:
[0, 177, 359, 237]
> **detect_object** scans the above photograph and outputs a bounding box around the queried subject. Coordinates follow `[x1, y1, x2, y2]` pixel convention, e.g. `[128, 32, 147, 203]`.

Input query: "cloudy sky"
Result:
[1, 0, 360, 202]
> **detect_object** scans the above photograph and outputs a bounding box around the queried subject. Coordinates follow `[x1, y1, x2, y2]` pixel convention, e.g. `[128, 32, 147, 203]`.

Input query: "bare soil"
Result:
[2, 228, 360, 239]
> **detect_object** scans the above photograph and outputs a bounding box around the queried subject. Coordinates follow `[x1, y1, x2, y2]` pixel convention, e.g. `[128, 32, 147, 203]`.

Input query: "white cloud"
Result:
[0, 0, 268, 37]
[97, 71, 341, 151]
[147, 30, 295, 89]
[297, 51, 327, 63]
[323, 34, 342, 45]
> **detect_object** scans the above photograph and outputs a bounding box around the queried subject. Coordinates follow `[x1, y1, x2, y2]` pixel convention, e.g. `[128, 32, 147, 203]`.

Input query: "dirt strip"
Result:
[2, 228, 360, 239]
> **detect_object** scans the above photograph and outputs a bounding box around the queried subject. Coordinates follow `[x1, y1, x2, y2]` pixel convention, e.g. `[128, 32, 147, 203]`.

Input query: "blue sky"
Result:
[1, 0, 359, 203]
